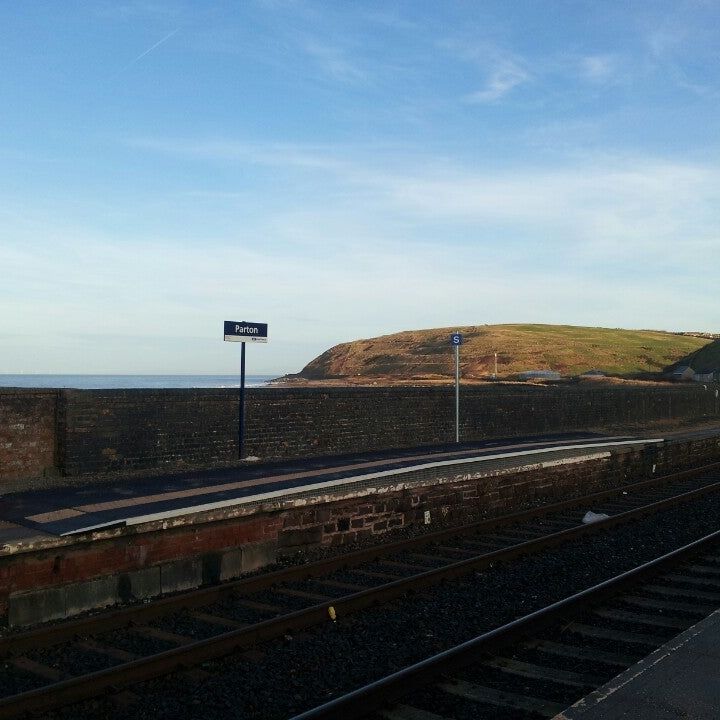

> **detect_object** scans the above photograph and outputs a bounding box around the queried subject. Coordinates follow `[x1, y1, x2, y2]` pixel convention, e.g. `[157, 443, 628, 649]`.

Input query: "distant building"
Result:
[670, 366, 695, 381]
[668, 365, 718, 382]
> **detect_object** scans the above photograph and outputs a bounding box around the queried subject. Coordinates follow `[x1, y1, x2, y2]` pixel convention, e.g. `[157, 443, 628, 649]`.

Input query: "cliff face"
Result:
[298, 324, 714, 381]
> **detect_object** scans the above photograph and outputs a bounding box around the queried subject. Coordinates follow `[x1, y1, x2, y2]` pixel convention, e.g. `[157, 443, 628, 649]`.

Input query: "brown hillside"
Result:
[297, 324, 713, 381]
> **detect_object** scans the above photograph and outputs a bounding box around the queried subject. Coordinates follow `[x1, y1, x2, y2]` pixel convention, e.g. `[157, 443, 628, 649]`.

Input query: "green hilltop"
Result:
[298, 324, 718, 380]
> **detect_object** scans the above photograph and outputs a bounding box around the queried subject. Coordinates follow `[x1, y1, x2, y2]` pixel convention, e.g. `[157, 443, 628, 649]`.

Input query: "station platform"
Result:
[0, 432, 651, 549]
[556, 608, 720, 719]
[1, 426, 718, 627]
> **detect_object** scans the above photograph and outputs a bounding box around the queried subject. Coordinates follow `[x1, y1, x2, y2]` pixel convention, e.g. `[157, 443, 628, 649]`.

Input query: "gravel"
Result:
[0, 662, 46, 697]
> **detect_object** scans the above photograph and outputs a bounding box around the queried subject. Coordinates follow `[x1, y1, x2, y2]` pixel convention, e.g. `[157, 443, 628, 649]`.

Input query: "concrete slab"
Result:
[160, 557, 203, 594]
[65, 575, 118, 616]
[121, 566, 162, 601]
[9, 586, 67, 626]
[555, 609, 720, 720]
[240, 542, 277, 573]
[219, 548, 244, 581]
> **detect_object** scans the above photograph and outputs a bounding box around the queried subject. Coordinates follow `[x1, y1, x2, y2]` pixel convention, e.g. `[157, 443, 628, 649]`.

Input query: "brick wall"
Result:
[1, 384, 719, 482]
[0, 390, 58, 482]
[61, 384, 719, 476]
[283, 434, 718, 548]
[61, 389, 238, 476]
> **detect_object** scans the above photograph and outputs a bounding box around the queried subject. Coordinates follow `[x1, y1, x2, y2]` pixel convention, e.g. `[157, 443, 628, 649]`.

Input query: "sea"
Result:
[0, 374, 279, 390]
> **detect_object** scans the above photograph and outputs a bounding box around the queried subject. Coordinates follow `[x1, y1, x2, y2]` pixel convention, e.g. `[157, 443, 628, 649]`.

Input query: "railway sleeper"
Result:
[480, 656, 606, 688]
[519, 639, 637, 668]
[437, 679, 565, 716]
[621, 594, 717, 615]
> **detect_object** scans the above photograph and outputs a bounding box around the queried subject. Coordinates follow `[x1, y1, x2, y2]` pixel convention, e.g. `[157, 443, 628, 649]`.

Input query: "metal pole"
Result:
[239, 341, 246, 460]
[455, 341, 460, 443]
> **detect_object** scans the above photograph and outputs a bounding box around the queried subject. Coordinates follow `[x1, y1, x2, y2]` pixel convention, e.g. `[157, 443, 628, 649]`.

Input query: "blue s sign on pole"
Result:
[224, 320, 269, 460]
[450, 332, 463, 442]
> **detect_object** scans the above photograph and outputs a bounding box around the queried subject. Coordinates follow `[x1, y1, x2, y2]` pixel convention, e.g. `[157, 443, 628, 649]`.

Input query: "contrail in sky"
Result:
[126, 28, 180, 68]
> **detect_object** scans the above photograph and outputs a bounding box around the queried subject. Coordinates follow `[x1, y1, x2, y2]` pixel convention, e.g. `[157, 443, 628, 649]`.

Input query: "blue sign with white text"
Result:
[224, 321, 269, 343]
[450, 333, 463, 346]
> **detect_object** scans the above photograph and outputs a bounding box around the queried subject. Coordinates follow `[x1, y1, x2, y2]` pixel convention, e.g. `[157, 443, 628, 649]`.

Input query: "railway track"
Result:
[1, 462, 720, 718]
[292, 529, 720, 720]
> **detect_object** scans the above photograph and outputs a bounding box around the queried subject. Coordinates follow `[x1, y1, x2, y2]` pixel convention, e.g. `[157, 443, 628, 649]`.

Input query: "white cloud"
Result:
[438, 38, 530, 103]
[580, 54, 619, 83]
[465, 60, 529, 102]
[371, 157, 715, 226]
[4, 138, 719, 373]
[645, 26, 686, 58]
[124, 136, 348, 171]
[302, 40, 368, 84]
[121, 134, 720, 268]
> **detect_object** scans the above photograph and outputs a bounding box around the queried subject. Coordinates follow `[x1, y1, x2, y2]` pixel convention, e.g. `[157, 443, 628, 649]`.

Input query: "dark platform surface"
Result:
[556, 608, 720, 719]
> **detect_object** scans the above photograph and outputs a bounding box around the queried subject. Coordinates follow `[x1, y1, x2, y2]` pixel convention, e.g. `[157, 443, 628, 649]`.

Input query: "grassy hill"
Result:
[297, 324, 715, 381]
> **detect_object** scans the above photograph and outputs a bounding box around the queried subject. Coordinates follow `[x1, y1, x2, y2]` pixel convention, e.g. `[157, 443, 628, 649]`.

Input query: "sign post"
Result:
[450, 331, 463, 443]
[224, 321, 268, 460]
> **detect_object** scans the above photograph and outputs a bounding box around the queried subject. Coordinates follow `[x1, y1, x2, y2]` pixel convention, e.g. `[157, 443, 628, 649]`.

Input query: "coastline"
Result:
[268, 374, 672, 388]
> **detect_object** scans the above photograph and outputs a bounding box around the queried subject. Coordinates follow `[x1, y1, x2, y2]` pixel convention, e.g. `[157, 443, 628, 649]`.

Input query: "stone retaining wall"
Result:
[3, 384, 718, 483]
[0, 390, 58, 482]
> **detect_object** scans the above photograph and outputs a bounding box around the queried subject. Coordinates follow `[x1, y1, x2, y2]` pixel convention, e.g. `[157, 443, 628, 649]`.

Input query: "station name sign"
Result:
[224, 321, 269, 343]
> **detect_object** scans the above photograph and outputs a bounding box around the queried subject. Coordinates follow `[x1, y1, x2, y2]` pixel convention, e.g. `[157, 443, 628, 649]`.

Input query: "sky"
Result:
[1, 1, 719, 375]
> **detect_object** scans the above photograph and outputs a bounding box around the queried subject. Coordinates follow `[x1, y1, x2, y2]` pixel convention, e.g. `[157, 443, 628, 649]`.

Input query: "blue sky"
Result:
[1, 1, 719, 375]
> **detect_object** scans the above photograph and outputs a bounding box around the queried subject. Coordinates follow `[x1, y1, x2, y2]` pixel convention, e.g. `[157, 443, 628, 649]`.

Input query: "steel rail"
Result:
[290, 527, 720, 720]
[1, 469, 720, 717]
[2, 459, 718, 659]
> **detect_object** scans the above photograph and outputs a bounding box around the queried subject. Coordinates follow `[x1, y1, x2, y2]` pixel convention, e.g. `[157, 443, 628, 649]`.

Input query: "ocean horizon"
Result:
[0, 374, 281, 390]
